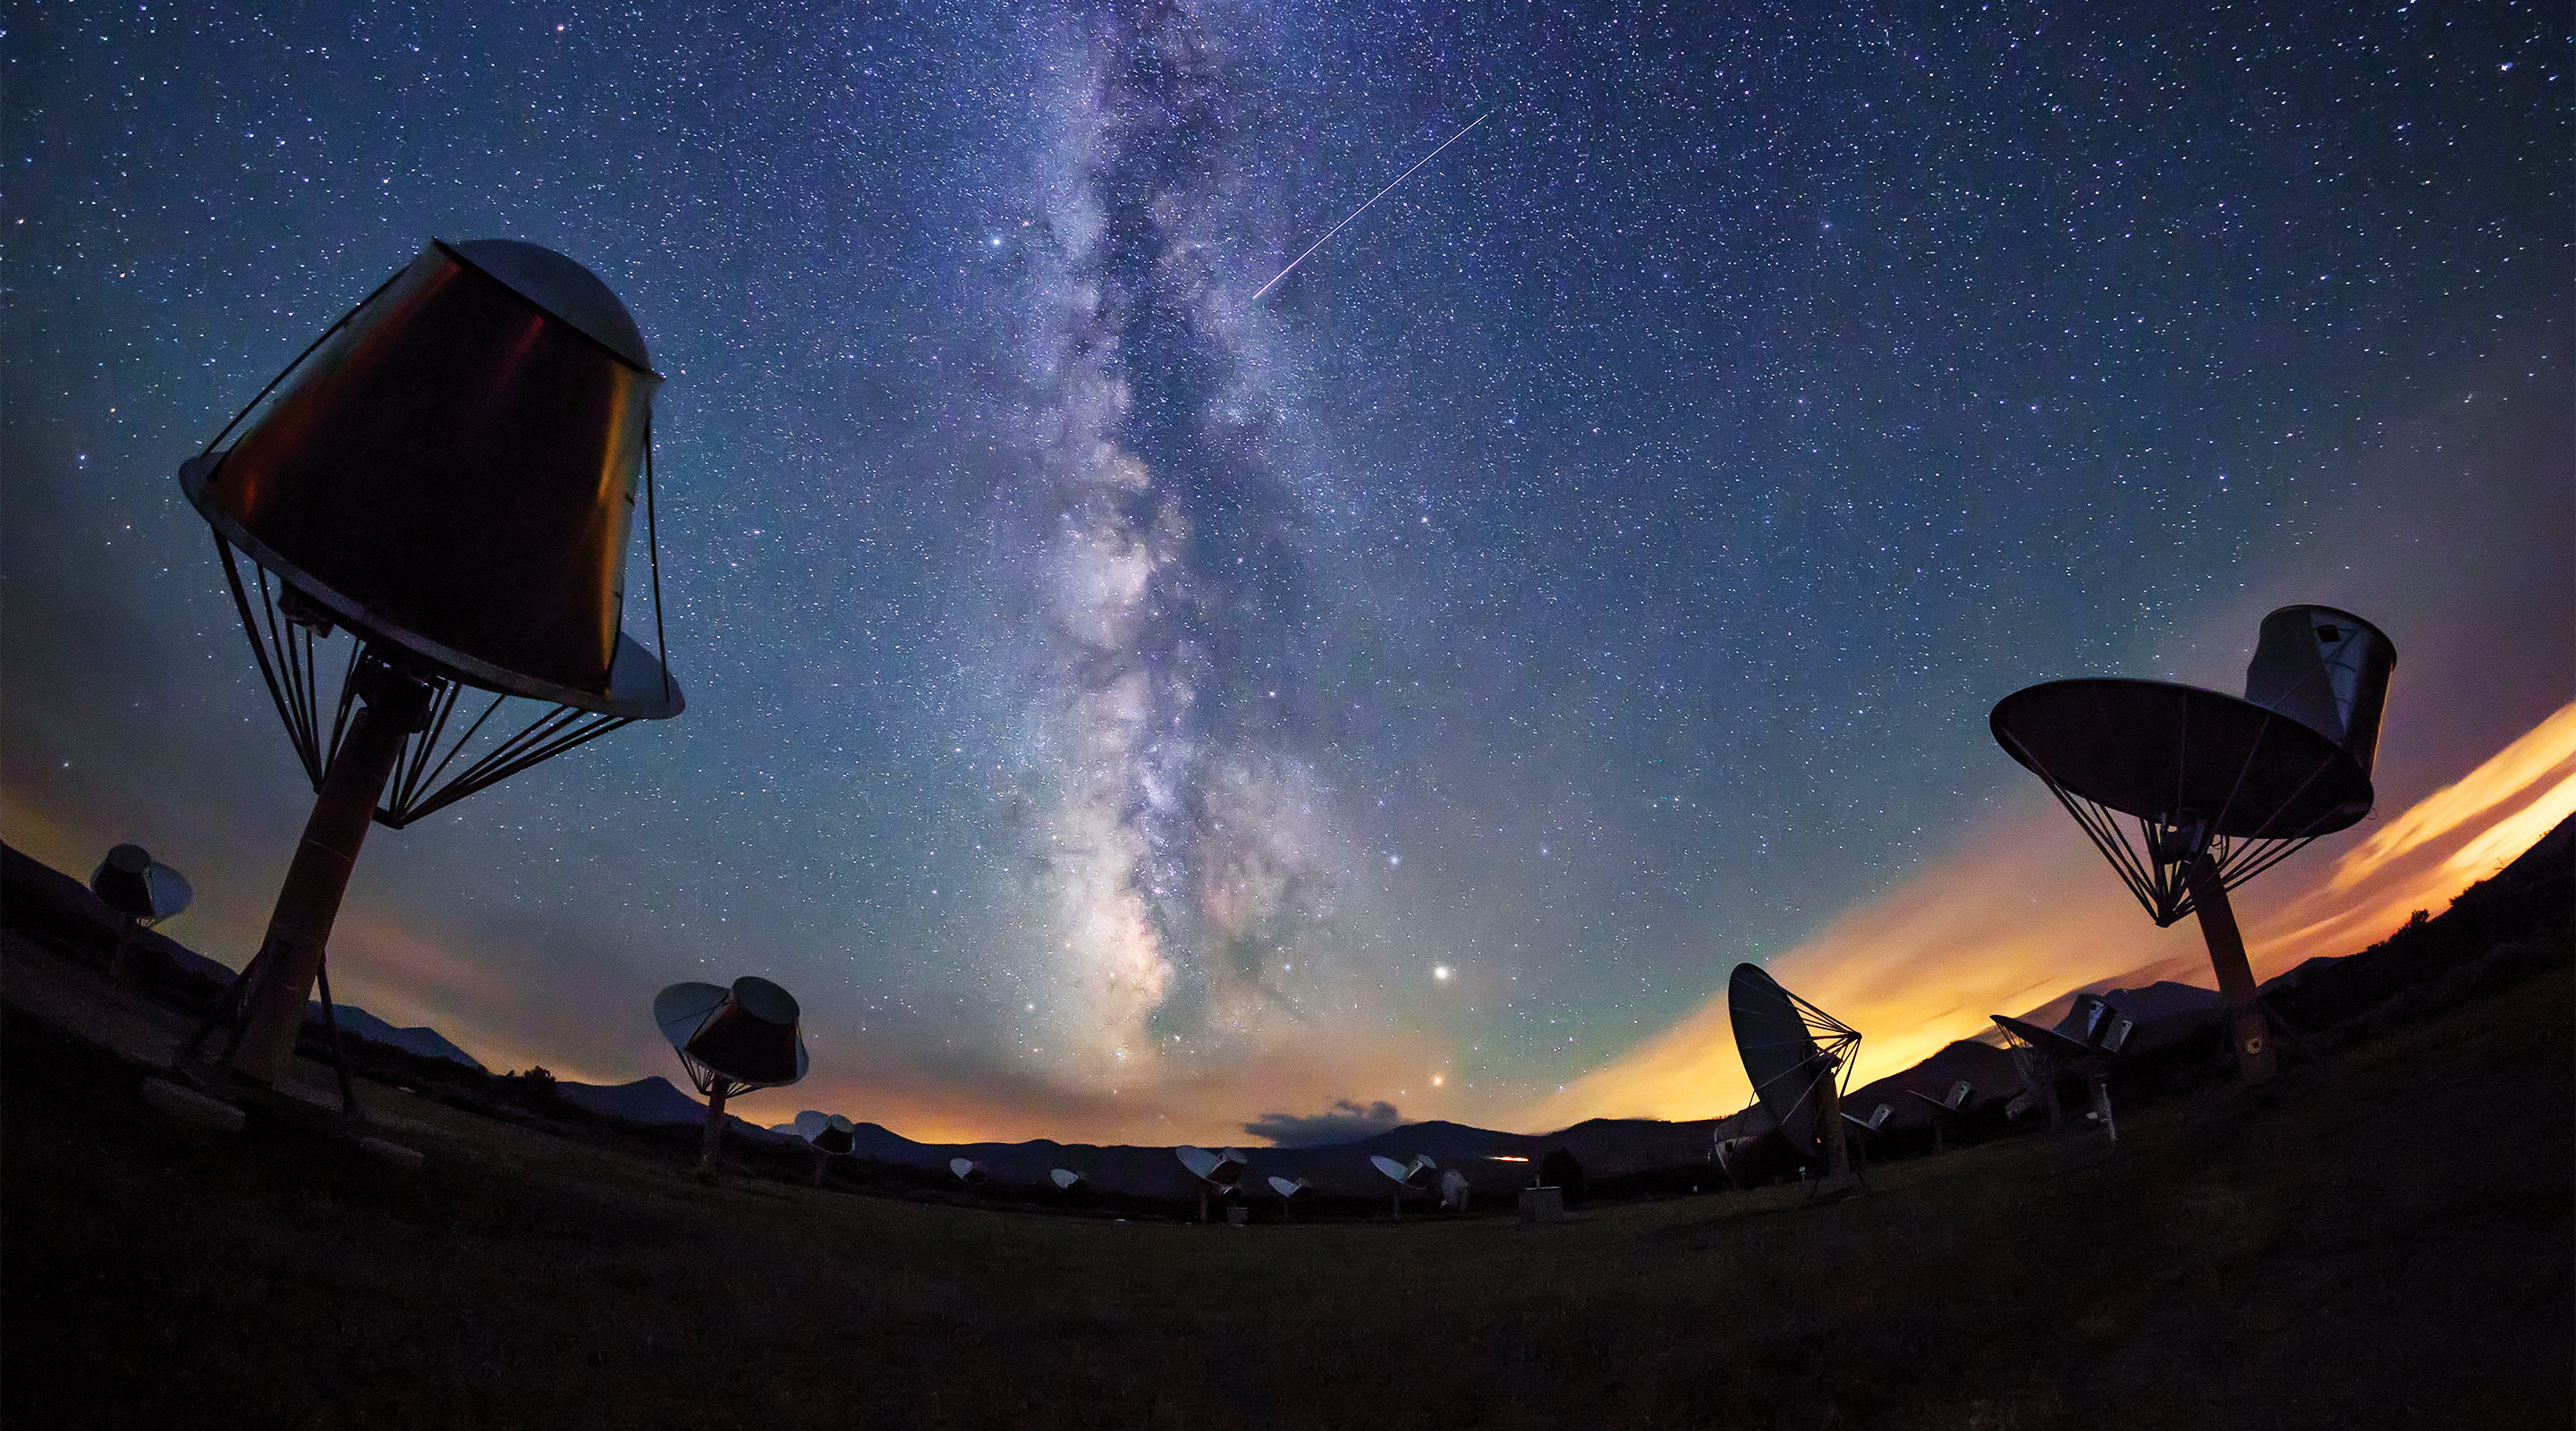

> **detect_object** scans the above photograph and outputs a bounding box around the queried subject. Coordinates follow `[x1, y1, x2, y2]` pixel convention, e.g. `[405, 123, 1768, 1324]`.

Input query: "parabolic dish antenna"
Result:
[89, 843, 192, 983]
[1993, 995, 2134, 1141]
[1991, 605, 2394, 1084]
[171, 237, 686, 1109]
[1727, 963, 1863, 1184]
[1267, 1175, 1311, 1199]
[1368, 1153, 1435, 1186]
[1049, 1168, 1086, 1191]
[1176, 1146, 1248, 1222]
[656, 977, 807, 1176]
[949, 1157, 988, 1187]
[792, 1110, 857, 1156]
[1175, 1146, 1249, 1187]
[1369, 1153, 1436, 1222]
[89, 844, 193, 925]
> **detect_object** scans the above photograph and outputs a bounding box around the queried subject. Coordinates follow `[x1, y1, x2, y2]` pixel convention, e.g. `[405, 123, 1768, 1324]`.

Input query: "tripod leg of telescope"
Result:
[225, 680, 424, 1087]
[2183, 853, 2277, 1085]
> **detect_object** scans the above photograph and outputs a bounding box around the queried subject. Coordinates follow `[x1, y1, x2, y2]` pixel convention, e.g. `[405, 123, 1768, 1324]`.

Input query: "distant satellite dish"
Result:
[791, 1111, 856, 1156]
[89, 844, 193, 924]
[1727, 963, 1865, 1195]
[89, 843, 193, 982]
[1176, 1146, 1249, 1222]
[949, 1157, 988, 1187]
[654, 977, 808, 1176]
[1267, 1175, 1311, 1199]
[1369, 1153, 1437, 1221]
[1992, 605, 2394, 1085]
[1993, 1003, 2133, 1142]
[1908, 1079, 1977, 1153]
[1050, 1168, 1086, 1190]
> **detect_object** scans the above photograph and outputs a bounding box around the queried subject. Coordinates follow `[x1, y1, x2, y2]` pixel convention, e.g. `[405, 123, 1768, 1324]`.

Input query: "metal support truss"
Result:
[1997, 723, 2353, 928]
[214, 536, 637, 829]
[1744, 991, 1865, 1138]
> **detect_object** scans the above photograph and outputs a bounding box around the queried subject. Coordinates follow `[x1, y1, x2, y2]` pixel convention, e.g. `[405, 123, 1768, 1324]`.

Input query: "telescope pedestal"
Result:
[225, 672, 428, 1087]
[2183, 852, 2277, 1086]
[698, 1087, 732, 1176]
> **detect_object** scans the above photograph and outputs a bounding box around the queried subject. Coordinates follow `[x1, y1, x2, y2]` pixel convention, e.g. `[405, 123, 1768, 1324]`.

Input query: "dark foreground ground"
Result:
[4, 942, 2569, 1431]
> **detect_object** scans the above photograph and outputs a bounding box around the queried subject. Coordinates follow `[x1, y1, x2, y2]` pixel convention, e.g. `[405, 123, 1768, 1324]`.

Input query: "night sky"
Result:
[4, 1, 2567, 1142]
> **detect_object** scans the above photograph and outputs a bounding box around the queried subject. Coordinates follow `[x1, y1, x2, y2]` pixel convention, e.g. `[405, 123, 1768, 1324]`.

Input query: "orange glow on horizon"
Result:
[1524, 701, 2576, 1130]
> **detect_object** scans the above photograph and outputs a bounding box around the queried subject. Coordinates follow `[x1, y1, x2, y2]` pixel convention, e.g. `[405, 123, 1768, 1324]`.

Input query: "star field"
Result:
[1, 0, 2563, 1139]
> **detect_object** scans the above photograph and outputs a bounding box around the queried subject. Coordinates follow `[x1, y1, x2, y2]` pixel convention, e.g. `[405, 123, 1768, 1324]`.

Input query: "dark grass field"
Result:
[4, 949, 2568, 1430]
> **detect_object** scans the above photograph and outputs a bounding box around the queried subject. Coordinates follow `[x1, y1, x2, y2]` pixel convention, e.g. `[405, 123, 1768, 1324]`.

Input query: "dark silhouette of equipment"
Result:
[1728, 962, 1868, 1196]
[174, 239, 683, 1110]
[1995, 993, 2135, 1141]
[656, 978, 807, 1176]
[1992, 605, 2394, 1084]
[89, 843, 191, 981]
[1177, 1146, 1249, 1223]
[794, 1111, 858, 1187]
[1909, 1079, 1977, 1153]
[1369, 1152, 1436, 1222]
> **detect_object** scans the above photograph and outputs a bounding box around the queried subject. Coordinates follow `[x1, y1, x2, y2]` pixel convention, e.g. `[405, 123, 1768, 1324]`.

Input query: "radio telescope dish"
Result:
[1909, 1079, 1977, 1153]
[792, 1111, 856, 1186]
[169, 238, 687, 1108]
[1050, 1168, 1086, 1190]
[1369, 1153, 1436, 1222]
[1267, 1175, 1312, 1199]
[792, 1111, 857, 1156]
[89, 844, 192, 925]
[1991, 605, 2393, 1085]
[949, 1157, 988, 1187]
[1176, 1146, 1248, 1222]
[1727, 963, 1864, 1191]
[1994, 995, 2134, 1141]
[89, 844, 192, 982]
[655, 977, 807, 1176]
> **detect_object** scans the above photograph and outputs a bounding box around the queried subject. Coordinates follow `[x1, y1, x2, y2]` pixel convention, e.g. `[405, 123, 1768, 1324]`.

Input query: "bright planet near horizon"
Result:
[2, 2, 2566, 1147]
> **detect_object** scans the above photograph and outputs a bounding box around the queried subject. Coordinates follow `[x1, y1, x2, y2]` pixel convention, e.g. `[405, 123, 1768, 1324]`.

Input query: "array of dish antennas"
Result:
[1369, 1152, 1438, 1221]
[89, 843, 191, 981]
[1993, 993, 2133, 1141]
[949, 1157, 988, 1187]
[656, 978, 807, 1175]
[1909, 1079, 1977, 1152]
[1727, 963, 1867, 1196]
[1176, 1146, 1249, 1222]
[173, 237, 684, 1110]
[1993, 605, 2393, 1084]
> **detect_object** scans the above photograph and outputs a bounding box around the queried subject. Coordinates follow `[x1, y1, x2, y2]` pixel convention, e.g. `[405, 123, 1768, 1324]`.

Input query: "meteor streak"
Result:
[1248, 109, 1494, 303]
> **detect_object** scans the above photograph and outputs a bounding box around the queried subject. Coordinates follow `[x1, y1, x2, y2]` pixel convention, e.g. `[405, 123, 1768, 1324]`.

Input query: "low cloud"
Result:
[1243, 1098, 1403, 1147]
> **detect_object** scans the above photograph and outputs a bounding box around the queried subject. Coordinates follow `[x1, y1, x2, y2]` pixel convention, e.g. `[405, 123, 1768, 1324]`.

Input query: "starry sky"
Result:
[4, 0, 2567, 1143]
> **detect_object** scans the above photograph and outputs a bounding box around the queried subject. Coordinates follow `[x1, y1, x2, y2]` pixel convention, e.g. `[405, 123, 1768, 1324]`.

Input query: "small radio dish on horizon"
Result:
[1267, 1175, 1311, 1199]
[1050, 1168, 1086, 1190]
[1368, 1153, 1436, 1187]
[1176, 1145, 1248, 1189]
[793, 1110, 857, 1156]
[950, 1157, 987, 1187]
[1369, 1152, 1436, 1222]
[89, 844, 193, 926]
